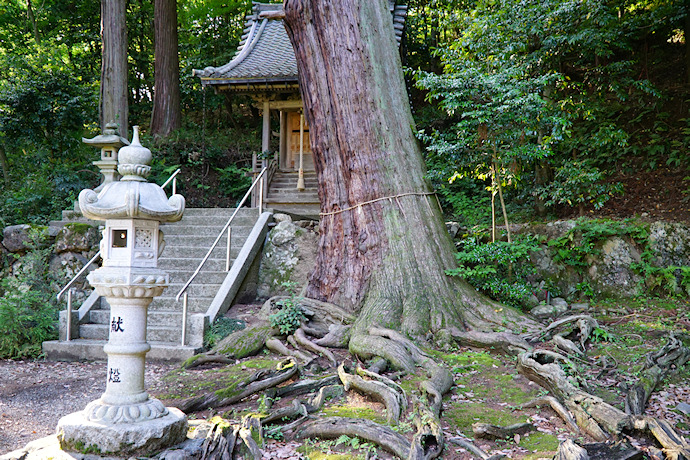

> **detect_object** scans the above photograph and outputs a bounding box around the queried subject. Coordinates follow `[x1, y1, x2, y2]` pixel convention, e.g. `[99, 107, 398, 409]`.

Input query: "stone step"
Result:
[161, 224, 253, 237]
[181, 207, 259, 217]
[79, 323, 182, 343]
[149, 296, 211, 312]
[265, 194, 320, 204]
[89, 310, 186, 328]
[158, 257, 227, 272]
[42, 339, 202, 362]
[162, 234, 252, 249]
[159, 245, 242, 259]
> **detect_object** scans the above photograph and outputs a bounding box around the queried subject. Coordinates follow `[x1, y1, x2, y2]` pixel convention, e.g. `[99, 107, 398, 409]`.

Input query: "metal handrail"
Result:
[175, 166, 268, 303]
[57, 250, 102, 302]
[161, 168, 181, 195]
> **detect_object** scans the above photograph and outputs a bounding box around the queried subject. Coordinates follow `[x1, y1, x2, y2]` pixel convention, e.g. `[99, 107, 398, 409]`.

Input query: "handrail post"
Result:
[259, 175, 264, 215]
[66, 288, 73, 342]
[225, 227, 232, 272]
[172, 177, 177, 196]
[181, 292, 188, 346]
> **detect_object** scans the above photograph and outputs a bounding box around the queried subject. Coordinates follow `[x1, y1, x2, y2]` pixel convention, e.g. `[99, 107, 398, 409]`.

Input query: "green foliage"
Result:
[204, 317, 246, 349]
[446, 234, 541, 308]
[215, 164, 252, 199]
[535, 161, 624, 211]
[0, 229, 59, 359]
[269, 298, 306, 335]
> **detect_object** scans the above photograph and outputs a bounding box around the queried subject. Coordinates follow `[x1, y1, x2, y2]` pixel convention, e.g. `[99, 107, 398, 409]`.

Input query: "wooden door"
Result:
[287, 112, 313, 171]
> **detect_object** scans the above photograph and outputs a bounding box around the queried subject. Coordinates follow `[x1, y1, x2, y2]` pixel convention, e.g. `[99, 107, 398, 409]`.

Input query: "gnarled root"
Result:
[626, 332, 690, 415]
[182, 352, 235, 370]
[314, 324, 352, 348]
[293, 327, 338, 366]
[295, 417, 411, 459]
[449, 327, 532, 355]
[266, 338, 313, 364]
[338, 363, 404, 425]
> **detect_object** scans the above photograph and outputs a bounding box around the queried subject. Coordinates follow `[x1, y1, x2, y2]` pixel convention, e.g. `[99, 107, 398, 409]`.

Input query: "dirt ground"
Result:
[0, 359, 176, 454]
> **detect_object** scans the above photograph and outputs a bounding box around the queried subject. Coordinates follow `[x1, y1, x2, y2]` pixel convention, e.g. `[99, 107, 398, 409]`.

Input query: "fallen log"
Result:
[177, 359, 299, 413]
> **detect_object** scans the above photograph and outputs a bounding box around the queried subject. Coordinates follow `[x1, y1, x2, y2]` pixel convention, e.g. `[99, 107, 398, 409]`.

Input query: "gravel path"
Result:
[0, 359, 175, 455]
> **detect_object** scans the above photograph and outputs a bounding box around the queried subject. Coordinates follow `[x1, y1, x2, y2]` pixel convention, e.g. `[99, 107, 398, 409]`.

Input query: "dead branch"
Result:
[472, 422, 534, 440]
[177, 359, 299, 412]
[633, 417, 690, 460]
[528, 315, 598, 342]
[522, 396, 579, 434]
[295, 416, 411, 459]
[338, 363, 403, 425]
[294, 328, 337, 366]
[448, 436, 492, 459]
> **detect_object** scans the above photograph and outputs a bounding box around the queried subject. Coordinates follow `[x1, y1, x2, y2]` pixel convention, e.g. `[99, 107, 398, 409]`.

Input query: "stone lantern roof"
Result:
[79, 126, 185, 222]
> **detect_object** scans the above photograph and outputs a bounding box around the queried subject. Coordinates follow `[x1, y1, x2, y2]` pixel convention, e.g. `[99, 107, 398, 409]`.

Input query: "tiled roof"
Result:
[194, 2, 407, 88]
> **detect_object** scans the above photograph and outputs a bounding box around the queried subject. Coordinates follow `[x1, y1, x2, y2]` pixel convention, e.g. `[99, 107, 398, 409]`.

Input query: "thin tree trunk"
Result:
[151, 0, 181, 137]
[26, 0, 41, 46]
[0, 144, 9, 187]
[100, 0, 128, 137]
[686, 7, 690, 86]
[283, 0, 528, 336]
[491, 164, 497, 243]
[493, 149, 511, 244]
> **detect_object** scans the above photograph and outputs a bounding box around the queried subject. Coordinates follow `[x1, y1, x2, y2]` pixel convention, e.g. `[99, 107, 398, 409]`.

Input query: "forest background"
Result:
[0, 0, 688, 228]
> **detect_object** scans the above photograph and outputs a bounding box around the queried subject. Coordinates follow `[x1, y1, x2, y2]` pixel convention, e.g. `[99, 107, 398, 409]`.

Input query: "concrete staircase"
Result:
[43, 208, 271, 362]
[264, 170, 320, 219]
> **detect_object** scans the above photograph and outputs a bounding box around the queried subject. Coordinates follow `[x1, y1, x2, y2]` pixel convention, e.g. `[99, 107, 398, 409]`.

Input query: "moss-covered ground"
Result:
[146, 297, 690, 459]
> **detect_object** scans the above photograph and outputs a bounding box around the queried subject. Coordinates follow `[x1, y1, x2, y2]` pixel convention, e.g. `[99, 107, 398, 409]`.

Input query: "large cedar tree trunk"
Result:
[283, 0, 524, 338]
[150, 0, 181, 136]
[100, 0, 128, 137]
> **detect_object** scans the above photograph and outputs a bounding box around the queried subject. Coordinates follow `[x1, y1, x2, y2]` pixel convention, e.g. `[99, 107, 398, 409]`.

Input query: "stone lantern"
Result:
[82, 121, 129, 192]
[57, 126, 187, 455]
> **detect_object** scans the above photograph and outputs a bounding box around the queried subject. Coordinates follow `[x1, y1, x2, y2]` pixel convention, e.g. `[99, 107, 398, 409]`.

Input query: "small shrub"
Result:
[0, 229, 59, 358]
[446, 234, 541, 308]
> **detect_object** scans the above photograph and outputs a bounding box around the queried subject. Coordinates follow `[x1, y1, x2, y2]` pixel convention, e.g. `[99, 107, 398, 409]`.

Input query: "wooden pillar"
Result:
[279, 110, 288, 170]
[262, 101, 270, 155]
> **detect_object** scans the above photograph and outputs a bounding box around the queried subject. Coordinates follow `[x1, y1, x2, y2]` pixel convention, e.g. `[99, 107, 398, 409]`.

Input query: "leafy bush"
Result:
[204, 317, 246, 349]
[446, 234, 541, 308]
[0, 229, 59, 359]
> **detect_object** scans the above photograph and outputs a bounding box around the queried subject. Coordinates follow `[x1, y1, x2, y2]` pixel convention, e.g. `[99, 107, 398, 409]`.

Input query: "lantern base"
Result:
[57, 407, 187, 456]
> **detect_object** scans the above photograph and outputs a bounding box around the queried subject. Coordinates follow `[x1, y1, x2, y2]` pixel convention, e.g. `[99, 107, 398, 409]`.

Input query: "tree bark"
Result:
[150, 0, 181, 137]
[283, 0, 530, 337]
[100, 0, 128, 137]
[26, 0, 41, 46]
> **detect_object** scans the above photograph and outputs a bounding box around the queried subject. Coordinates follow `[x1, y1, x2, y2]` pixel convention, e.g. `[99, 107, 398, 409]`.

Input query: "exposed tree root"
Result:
[518, 349, 690, 457]
[262, 385, 344, 425]
[293, 327, 338, 366]
[448, 436, 500, 459]
[313, 324, 352, 348]
[177, 359, 298, 412]
[295, 416, 411, 459]
[449, 327, 532, 355]
[626, 332, 690, 415]
[338, 363, 403, 425]
[266, 337, 313, 364]
[181, 352, 235, 370]
[528, 314, 598, 344]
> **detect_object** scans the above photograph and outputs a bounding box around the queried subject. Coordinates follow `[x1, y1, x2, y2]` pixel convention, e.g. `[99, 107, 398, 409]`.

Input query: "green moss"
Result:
[446, 405, 527, 437]
[429, 349, 501, 370]
[519, 432, 560, 453]
[321, 405, 387, 425]
[63, 222, 94, 233]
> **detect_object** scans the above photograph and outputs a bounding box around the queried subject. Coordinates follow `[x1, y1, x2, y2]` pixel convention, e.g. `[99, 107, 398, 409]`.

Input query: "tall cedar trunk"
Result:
[100, 0, 128, 137]
[283, 0, 523, 336]
[151, 0, 181, 137]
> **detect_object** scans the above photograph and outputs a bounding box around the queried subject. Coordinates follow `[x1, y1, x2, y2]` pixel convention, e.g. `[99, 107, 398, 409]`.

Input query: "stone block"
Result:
[55, 223, 100, 254]
[57, 407, 187, 456]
